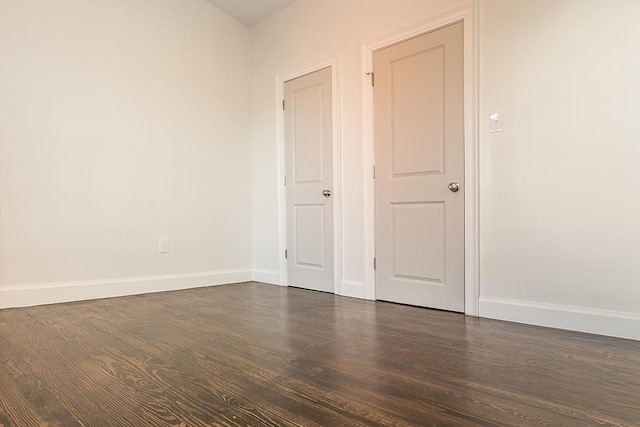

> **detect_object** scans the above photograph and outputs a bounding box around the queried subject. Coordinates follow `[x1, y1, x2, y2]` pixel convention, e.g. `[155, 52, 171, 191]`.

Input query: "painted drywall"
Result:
[249, 0, 468, 289]
[479, 0, 640, 320]
[0, 0, 252, 298]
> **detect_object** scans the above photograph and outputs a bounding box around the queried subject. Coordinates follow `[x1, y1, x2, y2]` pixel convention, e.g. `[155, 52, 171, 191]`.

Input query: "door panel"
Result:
[293, 84, 325, 184]
[293, 204, 325, 268]
[374, 22, 464, 312]
[391, 46, 445, 177]
[285, 67, 334, 293]
[391, 202, 445, 284]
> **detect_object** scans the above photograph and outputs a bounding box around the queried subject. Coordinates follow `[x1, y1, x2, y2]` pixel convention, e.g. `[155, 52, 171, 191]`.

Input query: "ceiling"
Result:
[204, 0, 298, 27]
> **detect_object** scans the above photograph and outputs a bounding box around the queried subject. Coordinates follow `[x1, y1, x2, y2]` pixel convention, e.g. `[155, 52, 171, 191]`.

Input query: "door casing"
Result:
[362, 1, 479, 315]
[276, 56, 342, 294]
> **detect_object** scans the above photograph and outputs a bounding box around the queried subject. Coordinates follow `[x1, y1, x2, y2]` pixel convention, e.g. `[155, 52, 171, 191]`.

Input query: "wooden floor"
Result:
[0, 283, 639, 426]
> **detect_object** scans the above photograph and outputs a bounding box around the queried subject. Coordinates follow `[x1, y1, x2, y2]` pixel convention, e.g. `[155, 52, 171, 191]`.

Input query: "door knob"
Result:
[448, 182, 460, 193]
[322, 189, 332, 198]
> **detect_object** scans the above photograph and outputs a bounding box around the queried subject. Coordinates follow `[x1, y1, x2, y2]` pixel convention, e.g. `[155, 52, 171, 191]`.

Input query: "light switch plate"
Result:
[489, 112, 504, 133]
[159, 237, 169, 253]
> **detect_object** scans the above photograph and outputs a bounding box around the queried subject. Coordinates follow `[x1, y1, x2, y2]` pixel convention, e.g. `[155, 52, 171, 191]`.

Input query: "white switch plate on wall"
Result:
[159, 237, 169, 253]
[489, 112, 504, 133]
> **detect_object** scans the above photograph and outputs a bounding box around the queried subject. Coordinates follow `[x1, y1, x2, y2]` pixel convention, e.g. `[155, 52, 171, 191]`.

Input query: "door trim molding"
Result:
[275, 55, 343, 295]
[361, 1, 479, 315]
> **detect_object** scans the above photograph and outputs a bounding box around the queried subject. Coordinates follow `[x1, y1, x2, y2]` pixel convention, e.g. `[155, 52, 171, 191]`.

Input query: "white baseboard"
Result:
[480, 297, 640, 341]
[252, 270, 282, 285]
[0, 270, 253, 309]
[341, 280, 367, 299]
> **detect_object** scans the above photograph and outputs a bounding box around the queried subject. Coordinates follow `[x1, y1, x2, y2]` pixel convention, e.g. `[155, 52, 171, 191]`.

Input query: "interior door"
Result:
[374, 22, 465, 312]
[285, 67, 334, 293]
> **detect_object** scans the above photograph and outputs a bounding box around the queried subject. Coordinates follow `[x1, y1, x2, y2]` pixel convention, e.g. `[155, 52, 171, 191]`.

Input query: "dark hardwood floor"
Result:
[0, 282, 638, 426]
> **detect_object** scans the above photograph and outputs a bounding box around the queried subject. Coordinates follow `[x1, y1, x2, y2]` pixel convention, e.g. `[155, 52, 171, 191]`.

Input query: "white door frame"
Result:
[361, 1, 479, 315]
[276, 55, 343, 294]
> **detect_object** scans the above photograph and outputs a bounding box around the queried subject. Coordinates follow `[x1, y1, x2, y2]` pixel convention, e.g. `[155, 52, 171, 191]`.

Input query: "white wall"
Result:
[0, 0, 253, 306]
[250, 0, 469, 290]
[479, 0, 640, 338]
[251, 0, 640, 339]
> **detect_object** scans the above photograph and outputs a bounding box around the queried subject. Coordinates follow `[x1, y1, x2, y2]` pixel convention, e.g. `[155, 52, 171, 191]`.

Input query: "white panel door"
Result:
[374, 22, 465, 312]
[285, 67, 334, 293]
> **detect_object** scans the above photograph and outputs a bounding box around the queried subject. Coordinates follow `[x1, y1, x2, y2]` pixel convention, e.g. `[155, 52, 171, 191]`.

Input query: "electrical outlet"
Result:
[159, 237, 169, 253]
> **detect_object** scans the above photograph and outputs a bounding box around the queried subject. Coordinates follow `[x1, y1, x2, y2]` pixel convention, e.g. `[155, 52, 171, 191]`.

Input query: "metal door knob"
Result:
[322, 189, 332, 198]
[448, 182, 460, 193]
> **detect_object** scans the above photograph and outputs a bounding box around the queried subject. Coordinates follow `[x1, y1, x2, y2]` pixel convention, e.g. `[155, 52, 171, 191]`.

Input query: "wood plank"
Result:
[12, 308, 260, 427]
[0, 334, 47, 427]
[0, 283, 638, 426]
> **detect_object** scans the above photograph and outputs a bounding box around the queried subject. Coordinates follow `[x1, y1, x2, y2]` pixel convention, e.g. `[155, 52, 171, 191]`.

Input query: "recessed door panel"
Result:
[375, 22, 465, 311]
[391, 202, 445, 284]
[391, 46, 445, 177]
[293, 84, 324, 184]
[294, 204, 325, 268]
[285, 67, 334, 293]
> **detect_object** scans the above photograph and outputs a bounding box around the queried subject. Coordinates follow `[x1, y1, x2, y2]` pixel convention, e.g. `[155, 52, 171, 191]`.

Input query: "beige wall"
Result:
[479, 0, 640, 314]
[0, 0, 252, 288]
